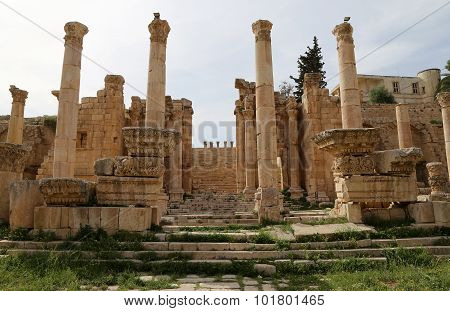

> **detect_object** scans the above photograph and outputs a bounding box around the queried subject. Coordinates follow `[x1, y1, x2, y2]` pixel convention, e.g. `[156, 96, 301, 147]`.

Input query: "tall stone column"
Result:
[395, 102, 413, 148]
[169, 103, 184, 201]
[252, 20, 281, 221]
[332, 22, 362, 129]
[242, 105, 257, 198]
[437, 92, 450, 180]
[53, 22, 88, 178]
[146, 14, 170, 129]
[7, 86, 28, 144]
[182, 101, 193, 194]
[235, 100, 246, 193]
[286, 97, 302, 198]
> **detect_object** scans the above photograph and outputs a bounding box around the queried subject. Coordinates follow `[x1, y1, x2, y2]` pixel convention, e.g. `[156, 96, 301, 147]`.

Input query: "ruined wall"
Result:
[37, 75, 126, 180]
[191, 145, 236, 193]
[0, 117, 55, 179]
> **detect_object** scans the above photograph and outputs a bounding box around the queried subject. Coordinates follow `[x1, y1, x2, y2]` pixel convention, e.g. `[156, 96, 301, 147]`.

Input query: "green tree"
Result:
[369, 86, 396, 104]
[436, 59, 450, 94]
[289, 36, 326, 102]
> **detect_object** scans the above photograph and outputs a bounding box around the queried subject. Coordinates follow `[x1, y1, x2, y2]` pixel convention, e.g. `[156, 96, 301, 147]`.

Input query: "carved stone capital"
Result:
[64, 22, 88, 48]
[332, 155, 375, 176]
[51, 90, 60, 100]
[426, 162, 448, 195]
[437, 92, 450, 109]
[372, 147, 423, 176]
[9, 85, 28, 103]
[148, 17, 170, 44]
[242, 109, 255, 121]
[312, 128, 380, 157]
[122, 127, 181, 157]
[244, 94, 255, 110]
[115, 156, 165, 178]
[0, 143, 30, 173]
[332, 22, 353, 44]
[252, 20, 272, 42]
[39, 178, 96, 206]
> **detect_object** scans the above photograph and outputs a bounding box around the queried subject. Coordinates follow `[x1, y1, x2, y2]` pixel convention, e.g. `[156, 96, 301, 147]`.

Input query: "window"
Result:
[77, 132, 87, 148]
[412, 82, 418, 94]
[422, 86, 426, 94]
[393, 81, 399, 93]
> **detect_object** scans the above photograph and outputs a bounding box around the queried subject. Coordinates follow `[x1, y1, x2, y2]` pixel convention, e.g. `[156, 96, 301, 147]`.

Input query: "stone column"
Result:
[395, 103, 413, 148]
[286, 97, 302, 198]
[146, 14, 170, 129]
[53, 22, 88, 178]
[235, 100, 246, 193]
[437, 92, 450, 180]
[6, 86, 28, 144]
[169, 103, 184, 201]
[242, 106, 257, 198]
[182, 102, 193, 194]
[426, 162, 447, 200]
[252, 20, 281, 221]
[332, 22, 362, 129]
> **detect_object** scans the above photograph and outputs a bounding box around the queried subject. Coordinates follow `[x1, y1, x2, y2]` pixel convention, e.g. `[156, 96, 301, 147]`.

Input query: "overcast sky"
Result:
[0, 0, 449, 146]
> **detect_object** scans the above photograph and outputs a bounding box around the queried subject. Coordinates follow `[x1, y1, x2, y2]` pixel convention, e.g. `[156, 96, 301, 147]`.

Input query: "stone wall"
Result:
[191, 145, 236, 193]
[0, 117, 55, 179]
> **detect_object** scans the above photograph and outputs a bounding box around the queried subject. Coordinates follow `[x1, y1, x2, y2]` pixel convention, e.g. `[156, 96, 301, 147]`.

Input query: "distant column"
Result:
[243, 105, 257, 198]
[53, 22, 88, 178]
[395, 102, 413, 148]
[169, 104, 184, 201]
[332, 21, 362, 129]
[286, 97, 302, 198]
[437, 92, 450, 180]
[6, 85, 28, 145]
[146, 14, 170, 129]
[182, 102, 193, 194]
[235, 100, 246, 193]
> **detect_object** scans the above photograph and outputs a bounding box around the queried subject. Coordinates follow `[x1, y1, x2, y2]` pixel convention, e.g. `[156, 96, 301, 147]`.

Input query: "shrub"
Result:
[369, 86, 396, 104]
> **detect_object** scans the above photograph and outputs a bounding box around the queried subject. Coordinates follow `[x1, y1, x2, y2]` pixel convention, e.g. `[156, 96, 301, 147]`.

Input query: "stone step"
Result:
[5, 246, 450, 260]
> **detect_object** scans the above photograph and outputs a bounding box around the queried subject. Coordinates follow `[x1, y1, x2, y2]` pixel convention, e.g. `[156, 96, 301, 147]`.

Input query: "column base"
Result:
[289, 187, 304, 199]
[255, 187, 282, 223]
[169, 189, 185, 202]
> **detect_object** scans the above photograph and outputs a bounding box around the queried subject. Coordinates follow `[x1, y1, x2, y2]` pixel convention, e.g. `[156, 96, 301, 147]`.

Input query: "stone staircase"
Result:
[163, 192, 257, 226]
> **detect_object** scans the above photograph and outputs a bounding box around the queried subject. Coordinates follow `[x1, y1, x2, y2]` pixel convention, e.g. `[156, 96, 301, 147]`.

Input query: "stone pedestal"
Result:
[437, 92, 450, 180]
[9, 180, 44, 229]
[0, 143, 30, 223]
[332, 22, 362, 129]
[395, 103, 413, 148]
[252, 20, 281, 221]
[286, 97, 303, 198]
[145, 14, 170, 129]
[6, 86, 28, 144]
[53, 22, 88, 178]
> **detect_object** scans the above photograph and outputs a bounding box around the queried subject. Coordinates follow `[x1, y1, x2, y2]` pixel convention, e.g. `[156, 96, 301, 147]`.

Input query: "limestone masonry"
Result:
[0, 16, 449, 233]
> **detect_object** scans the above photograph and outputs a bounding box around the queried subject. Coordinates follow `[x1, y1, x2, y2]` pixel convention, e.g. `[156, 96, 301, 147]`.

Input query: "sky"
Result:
[0, 0, 449, 146]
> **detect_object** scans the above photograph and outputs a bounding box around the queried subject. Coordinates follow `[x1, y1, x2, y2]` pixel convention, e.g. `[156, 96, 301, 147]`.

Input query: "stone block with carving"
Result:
[426, 162, 448, 200]
[0, 143, 31, 173]
[371, 147, 423, 176]
[115, 156, 165, 177]
[94, 158, 115, 176]
[122, 127, 180, 157]
[39, 178, 96, 206]
[332, 155, 375, 176]
[312, 128, 380, 157]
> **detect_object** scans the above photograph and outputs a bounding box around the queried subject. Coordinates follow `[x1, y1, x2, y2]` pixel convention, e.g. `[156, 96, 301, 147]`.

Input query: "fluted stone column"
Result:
[243, 106, 257, 198]
[235, 100, 246, 193]
[437, 92, 450, 180]
[146, 14, 170, 129]
[252, 20, 281, 221]
[286, 97, 302, 198]
[332, 22, 362, 129]
[6, 86, 28, 144]
[169, 104, 184, 201]
[395, 102, 413, 148]
[53, 22, 88, 178]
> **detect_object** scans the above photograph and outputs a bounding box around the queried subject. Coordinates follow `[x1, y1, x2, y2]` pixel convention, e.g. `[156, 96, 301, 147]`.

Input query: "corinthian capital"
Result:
[437, 92, 450, 109]
[148, 14, 170, 44]
[64, 22, 89, 47]
[9, 85, 28, 103]
[332, 22, 353, 44]
[252, 20, 272, 42]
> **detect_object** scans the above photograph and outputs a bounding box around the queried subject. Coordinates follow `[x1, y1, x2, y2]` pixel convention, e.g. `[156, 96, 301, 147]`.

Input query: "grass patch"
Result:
[302, 217, 348, 226]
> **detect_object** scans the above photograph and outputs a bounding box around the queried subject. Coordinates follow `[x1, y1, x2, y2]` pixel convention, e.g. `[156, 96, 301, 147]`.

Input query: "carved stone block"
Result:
[39, 178, 96, 206]
[372, 147, 423, 176]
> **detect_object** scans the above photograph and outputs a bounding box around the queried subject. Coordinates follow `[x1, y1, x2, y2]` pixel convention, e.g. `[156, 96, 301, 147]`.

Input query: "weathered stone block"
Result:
[9, 180, 44, 229]
[34, 206, 61, 229]
[88, 207, 102, 228]
[0, 171, 21, 223]
[408, 202, 435, 223]
[100, 207, 119, 234]
[68, 207, 89, 229]
[433, 201, 450, 226]
[39, 178, 96, 206]
[94, 158, 115, 176]
[118, 207, 151, 231]
[371, 148, 423, 176]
